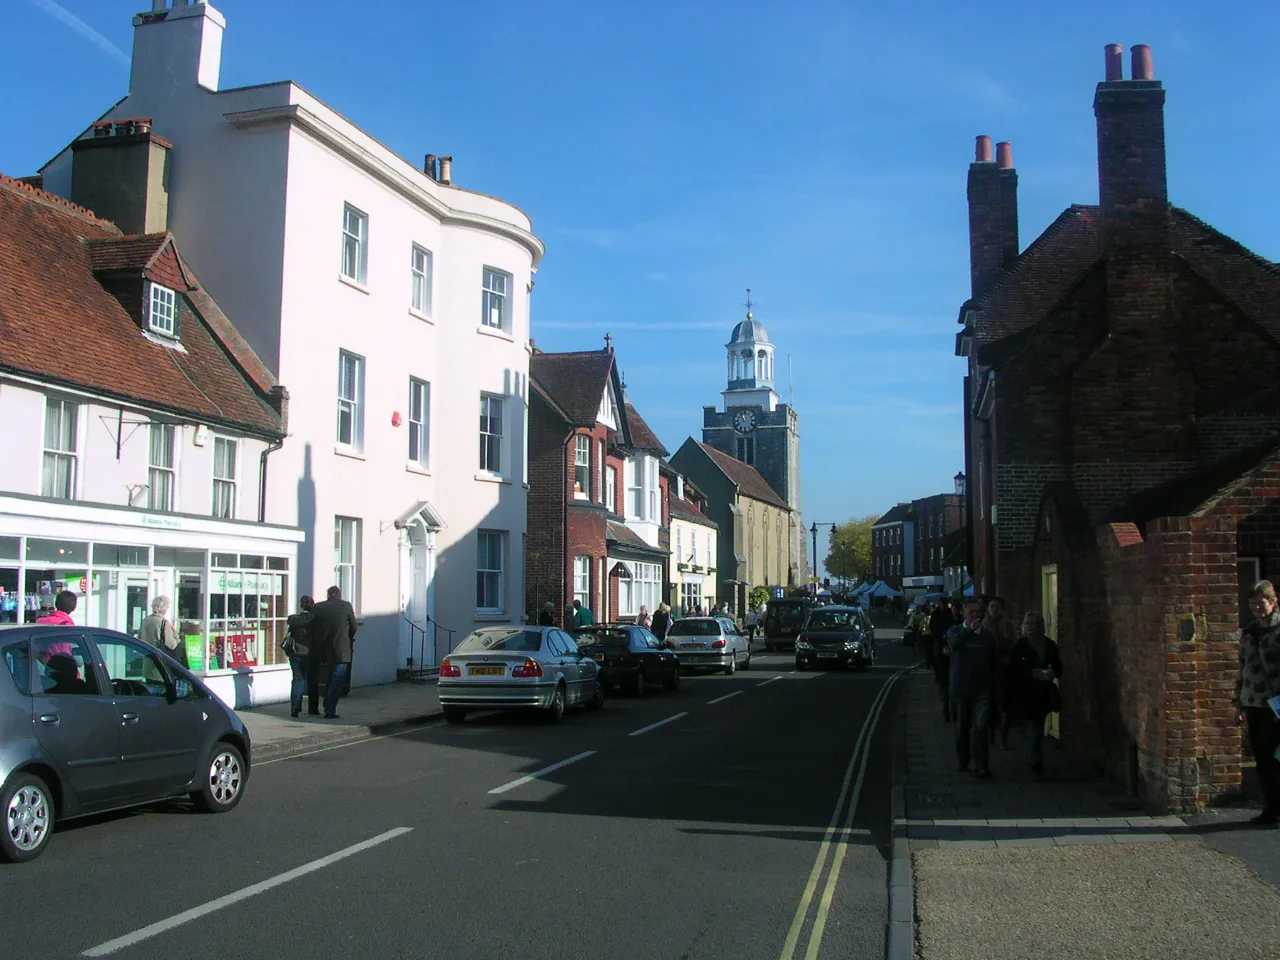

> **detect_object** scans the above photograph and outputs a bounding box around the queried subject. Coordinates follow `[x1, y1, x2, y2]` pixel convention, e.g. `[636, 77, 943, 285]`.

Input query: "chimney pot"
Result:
[1105, 43, 1124, 81]
[439, 156, 453, 185]
[974, 135, 993, 163]
[424, 154, 438, 181]
[996, 141, 1013, 169]
[1131, 44, 1154, 80]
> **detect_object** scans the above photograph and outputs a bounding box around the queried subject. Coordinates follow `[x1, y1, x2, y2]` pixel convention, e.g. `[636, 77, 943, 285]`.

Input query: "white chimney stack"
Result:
[132, 1, 226, 95]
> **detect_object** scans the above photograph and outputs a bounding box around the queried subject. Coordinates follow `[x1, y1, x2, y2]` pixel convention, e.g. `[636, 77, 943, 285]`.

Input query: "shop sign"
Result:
[212, 571, 282, 594]
[139, 515, 183, 530]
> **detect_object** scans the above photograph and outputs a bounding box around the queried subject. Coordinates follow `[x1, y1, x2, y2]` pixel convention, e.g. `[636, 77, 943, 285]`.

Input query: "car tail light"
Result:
[619, 648, 634, 661]
[440, 658, 461, 678]
[712, 638, 726, 649]
[512, 659, 543, 678]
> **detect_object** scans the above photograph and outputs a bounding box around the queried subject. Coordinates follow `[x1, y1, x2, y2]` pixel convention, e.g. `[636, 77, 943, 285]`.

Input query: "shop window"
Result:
[24, 569, 87, 625]
[0, 537, 18, 561]
[0, 569, 18, 625]
[155, 548, 206, 569]
[267, 557, 289, 571]
[211, 553, 238, 568]
[239, 555, 265, 569]
[92, 544, 149, 567]
[25, 538, 88, 566]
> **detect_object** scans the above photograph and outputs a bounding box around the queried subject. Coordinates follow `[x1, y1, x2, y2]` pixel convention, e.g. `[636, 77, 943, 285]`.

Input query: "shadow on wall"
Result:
[432, 499, 524, 661]
[297, 442, 316, 598]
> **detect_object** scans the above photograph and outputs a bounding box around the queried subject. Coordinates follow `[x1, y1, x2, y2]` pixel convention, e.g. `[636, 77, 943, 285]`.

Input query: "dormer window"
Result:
[148, 282, 177, 337]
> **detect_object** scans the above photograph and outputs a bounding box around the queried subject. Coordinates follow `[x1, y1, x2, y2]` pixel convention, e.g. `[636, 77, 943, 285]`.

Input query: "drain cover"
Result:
[910, 790, 954, 809]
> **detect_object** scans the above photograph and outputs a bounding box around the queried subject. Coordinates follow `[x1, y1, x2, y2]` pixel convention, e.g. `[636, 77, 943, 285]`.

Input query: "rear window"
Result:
[668, 620, 721, 636]
[3, 641, 30, 695]
[575, 629, 630, 648]
[456, 629, 543, 653]
[806, 610, 857, 630]
[769, 602, 808, 619]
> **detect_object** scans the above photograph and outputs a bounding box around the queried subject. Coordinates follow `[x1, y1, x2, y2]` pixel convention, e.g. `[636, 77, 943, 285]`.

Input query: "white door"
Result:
[120, 572, 150, 637]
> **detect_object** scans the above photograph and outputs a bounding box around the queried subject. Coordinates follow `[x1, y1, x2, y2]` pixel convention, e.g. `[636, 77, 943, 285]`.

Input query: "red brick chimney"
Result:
[1094, 43, 1168, 254]
[967, 135, 1019, 299]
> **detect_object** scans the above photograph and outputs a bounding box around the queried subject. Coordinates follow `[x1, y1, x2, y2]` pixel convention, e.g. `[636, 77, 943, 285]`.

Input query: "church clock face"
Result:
[732, 409, 758, 435]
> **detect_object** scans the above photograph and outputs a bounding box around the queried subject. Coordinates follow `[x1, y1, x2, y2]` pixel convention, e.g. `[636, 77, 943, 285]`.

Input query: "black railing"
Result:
[401, 614, 458, 680]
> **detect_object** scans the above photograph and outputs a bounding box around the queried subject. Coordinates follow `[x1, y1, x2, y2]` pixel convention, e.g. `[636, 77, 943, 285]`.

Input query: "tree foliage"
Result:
[748, 586, 771, 610]
[825, 515, 877, 582]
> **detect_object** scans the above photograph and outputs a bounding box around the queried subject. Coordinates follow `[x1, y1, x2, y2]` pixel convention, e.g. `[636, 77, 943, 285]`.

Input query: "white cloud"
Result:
[27, 0, 128, 66]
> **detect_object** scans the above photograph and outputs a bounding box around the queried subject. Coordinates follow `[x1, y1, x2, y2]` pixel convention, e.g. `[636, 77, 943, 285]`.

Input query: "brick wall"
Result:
[526, 398, 568, 623]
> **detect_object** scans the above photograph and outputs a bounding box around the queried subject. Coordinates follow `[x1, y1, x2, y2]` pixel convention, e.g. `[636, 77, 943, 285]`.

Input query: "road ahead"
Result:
[2, 636, 912, 960]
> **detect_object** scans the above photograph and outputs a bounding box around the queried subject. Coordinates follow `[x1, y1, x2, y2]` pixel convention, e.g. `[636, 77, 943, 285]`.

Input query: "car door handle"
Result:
[39, 714, 59, 725]
[121, 712, 140, 724]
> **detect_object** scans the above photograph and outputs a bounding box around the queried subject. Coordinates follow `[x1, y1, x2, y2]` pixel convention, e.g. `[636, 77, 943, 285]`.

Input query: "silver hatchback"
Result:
[666, 617, 752, 674]
[438, 626, 604, 724]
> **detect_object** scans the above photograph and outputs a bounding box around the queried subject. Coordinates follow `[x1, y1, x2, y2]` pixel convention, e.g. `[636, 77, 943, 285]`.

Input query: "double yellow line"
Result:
[778, 666, 909, 960]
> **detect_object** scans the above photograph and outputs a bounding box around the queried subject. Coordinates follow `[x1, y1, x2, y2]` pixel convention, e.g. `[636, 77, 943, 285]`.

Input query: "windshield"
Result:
[768, 602, 808, 622]
[806, 610, 859, 631]
[456, 629, 544, 653]
[668, 620, 722, 636]
[575, 629, 630, 647]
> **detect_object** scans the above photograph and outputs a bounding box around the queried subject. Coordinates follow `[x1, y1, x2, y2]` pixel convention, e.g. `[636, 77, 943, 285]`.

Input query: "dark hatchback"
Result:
[795, 606, 877, 670]
[763, 597, 816, 651]
[573, 624, 680, 695]
[0, 625, 251, 863]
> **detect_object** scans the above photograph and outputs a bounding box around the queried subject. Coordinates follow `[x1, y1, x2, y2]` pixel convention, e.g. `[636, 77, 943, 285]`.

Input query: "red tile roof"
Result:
[624, 401, 668, 456]
[694, 441, 788, 509]
[87, 234, 175, 274]
[669, 494, 717, 528]
[0, 175, 283, 437]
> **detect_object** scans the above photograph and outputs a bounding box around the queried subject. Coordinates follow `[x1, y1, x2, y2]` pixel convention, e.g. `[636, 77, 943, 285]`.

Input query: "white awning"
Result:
[393, 501, 446, 532]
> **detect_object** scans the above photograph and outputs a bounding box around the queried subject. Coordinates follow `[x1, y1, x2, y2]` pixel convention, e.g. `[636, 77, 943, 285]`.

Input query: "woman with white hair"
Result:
[139, 596, 186, 668]
[1006, 611, 1062, 776]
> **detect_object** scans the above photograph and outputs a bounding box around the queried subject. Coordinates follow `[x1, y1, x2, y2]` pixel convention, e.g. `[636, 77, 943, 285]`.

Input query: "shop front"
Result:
[0, 494, 302, 708]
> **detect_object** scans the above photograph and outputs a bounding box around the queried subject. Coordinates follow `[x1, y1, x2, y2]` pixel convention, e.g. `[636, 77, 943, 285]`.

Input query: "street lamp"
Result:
[810, 521, 836, 598]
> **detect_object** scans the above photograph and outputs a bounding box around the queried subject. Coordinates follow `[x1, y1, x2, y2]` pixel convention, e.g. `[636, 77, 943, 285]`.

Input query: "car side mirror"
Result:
[170, 678, 193, 701]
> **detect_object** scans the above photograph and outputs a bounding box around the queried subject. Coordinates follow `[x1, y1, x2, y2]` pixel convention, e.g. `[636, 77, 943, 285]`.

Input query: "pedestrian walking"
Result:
[571, 598, 595, 628]
[984, 596, 1017, 744]
[929, 600, 957, 720]
[34, 589, 76, 661]
[1237, 580, 1280, 827]
[538, 601, 555, 627]
[911, 603, 932, 667]
[651, 603, 672, 642]
[139, 596, 186, 668]
[310, 585, 358, 719]
[638, 605, 651, 629]
[1006, 612, 1062, 775]
[283, 595, 317, 717]
[947, 597, 999, 778]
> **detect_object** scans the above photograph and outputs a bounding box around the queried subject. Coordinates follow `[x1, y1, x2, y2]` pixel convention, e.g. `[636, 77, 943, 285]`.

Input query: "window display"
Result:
[24, 568, 87, 624]
[0, 568, 18, 624]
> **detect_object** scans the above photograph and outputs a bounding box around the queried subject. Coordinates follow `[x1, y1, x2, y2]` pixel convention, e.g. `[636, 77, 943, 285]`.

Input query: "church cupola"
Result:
[723, 290, 780, 412]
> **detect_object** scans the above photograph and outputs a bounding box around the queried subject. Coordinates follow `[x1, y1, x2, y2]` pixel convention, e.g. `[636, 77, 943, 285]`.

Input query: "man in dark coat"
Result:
[947, 597, 999, 778]
[310, 585, 358, 719]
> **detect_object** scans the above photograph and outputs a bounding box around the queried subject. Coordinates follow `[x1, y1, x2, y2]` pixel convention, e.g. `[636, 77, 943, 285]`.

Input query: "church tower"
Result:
[702, 294, 807, 585]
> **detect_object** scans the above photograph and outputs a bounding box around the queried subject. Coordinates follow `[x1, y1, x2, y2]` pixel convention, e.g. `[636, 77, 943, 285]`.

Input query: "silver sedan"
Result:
[666, 617, 752, 674]
[438, 626, 604, 724]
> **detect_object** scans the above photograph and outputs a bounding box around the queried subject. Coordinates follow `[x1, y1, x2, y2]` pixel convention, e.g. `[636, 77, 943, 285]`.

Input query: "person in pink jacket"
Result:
[35, 590, 77, 661]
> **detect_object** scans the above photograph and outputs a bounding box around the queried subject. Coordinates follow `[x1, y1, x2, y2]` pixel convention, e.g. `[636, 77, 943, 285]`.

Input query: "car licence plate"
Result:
[817, 652, 838, 658]
[468, 665, 505, 676]
[593, 653, 605, 662]
[681, 643, 703, 650]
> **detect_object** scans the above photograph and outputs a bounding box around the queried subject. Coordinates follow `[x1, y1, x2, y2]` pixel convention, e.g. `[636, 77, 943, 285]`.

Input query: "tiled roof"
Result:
[0, 175, 283, 436]
[669, 495, 718, 528]
[874, 503, 914, 525]
[972, 205, 1103, 344]
[87, 234, 177, 275]
[1170, 207, 1280, 343]
[530, 350, 615, 427]
[694, 441, 788, 509]
[606, 521, 669, 558]
[624, 401, 668, 456]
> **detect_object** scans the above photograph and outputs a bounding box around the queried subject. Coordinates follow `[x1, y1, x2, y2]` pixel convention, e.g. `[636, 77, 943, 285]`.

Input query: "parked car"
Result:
[667, 617, 751, 674]
[438, 626, 603, 724]
[573, 623, 680, 695]
[763, 596, 816, 651]
[795, 605, 877, 671]
[0, 624, 251, 864]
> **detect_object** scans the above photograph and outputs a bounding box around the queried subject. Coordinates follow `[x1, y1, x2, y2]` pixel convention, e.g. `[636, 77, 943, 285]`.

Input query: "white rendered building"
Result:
[41, 1, 545, 693]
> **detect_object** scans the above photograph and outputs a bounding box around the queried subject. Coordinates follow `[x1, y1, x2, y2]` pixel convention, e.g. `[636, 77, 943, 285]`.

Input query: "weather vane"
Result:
[744, 288, 754, 319]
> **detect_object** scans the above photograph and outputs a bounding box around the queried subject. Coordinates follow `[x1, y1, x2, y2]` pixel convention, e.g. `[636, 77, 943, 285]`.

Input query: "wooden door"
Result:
[1041, 565, 1060, 739]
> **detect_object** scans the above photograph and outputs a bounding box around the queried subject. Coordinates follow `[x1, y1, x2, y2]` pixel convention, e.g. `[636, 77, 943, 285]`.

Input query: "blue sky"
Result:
[5, 0, 1280, 546]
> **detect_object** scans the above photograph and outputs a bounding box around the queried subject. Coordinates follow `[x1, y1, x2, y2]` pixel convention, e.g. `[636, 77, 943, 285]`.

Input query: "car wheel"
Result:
[724, 654, 736, 676]
[2, 772, 55, 863]
[742, 649, 752, 670]
[632, 669, 647, 697]
[545, 683, 567, 723]
[587, 680, 605, 711]
[664, 666, 680, 691]
[443, 705, 468, 724]
[191, 742, 246, 814]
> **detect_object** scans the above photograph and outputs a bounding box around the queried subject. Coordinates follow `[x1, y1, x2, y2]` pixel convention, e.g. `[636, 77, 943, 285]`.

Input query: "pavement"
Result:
[896, 656, 1280, 960]
[6, 639, 913, 960]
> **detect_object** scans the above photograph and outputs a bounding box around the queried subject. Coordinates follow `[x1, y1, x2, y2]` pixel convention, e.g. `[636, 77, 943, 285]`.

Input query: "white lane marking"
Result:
[777, 666, 910, 960]
[757, 676, 783, 687]
[629, 712, 689, 737]
[82, 827, 413, 957]
[487, 750, 597, 795]
[707, 690, 744, 705]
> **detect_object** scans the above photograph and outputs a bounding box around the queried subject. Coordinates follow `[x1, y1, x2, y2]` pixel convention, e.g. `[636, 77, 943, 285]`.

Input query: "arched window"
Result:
[741, 348, 754, 380]
[757, 349, 768, 382]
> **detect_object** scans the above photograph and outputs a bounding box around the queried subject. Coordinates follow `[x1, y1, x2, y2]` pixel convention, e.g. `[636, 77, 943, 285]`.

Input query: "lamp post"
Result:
[809, 521, 836, 598]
